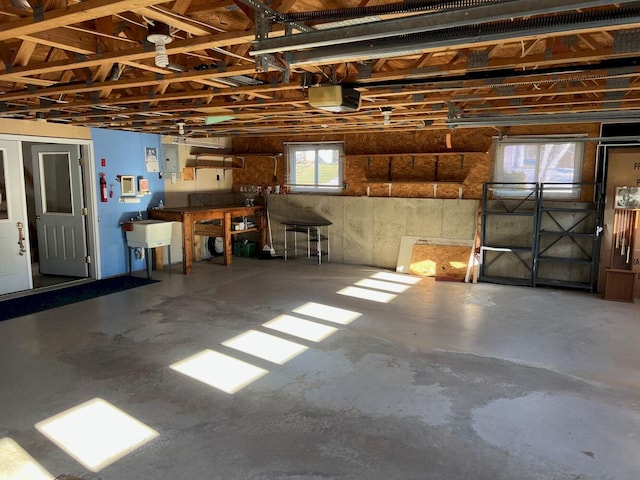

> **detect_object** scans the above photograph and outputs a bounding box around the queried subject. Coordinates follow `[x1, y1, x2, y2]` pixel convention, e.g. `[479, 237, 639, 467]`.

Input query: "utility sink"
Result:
[125, 220, 174, 248]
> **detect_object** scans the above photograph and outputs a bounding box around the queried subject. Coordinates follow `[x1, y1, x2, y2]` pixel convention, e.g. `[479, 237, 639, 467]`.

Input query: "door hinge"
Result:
[82, 207, 88, 215]
[85, 255, 91, 264]
[79, 157, 85, 167]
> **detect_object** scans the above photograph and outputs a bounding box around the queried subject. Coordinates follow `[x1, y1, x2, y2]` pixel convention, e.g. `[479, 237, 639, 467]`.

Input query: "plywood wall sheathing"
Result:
[231, 124, 600, 201]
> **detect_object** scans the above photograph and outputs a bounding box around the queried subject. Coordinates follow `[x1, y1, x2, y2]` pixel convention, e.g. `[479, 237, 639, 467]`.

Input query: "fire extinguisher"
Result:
[100, 173, 108, 202]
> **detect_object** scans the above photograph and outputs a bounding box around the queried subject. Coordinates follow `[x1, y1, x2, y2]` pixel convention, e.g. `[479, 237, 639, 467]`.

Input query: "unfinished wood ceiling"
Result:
[1, 0, 640, 137]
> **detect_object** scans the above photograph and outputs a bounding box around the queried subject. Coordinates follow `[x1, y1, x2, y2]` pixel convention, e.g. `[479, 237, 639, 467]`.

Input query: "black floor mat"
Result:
[0, 276, 159, 322]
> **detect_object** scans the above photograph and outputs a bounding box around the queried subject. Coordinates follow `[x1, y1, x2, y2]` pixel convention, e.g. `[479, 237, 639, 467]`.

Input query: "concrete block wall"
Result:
[266, 195, 479, 269]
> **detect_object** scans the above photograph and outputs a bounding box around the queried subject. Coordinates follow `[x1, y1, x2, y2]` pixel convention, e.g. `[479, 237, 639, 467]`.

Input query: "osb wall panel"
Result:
[409, 245, 472, 279]
[233, 155, 286, 189]
[231, 123, 600, 200]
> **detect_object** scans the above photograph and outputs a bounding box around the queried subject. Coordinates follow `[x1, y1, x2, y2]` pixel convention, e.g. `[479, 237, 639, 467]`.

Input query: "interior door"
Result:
[0, 140, 32, 295]
[32, 144, 88, 277]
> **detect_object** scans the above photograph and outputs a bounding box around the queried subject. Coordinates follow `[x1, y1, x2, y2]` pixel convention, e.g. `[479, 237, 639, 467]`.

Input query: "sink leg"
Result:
[146, 248, 152, 279]
[128, 247, 132, 276]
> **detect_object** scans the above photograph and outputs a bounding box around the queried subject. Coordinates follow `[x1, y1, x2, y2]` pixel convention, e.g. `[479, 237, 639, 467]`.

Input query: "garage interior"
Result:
[1, 1, 640, 479]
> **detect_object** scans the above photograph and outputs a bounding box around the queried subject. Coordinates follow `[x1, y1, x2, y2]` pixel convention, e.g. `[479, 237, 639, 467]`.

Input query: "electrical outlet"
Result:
[171, 172, 177, 184]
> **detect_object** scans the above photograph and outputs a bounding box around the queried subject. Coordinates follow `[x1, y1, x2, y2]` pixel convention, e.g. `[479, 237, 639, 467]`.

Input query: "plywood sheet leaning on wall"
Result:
[397, 236, 474, 281]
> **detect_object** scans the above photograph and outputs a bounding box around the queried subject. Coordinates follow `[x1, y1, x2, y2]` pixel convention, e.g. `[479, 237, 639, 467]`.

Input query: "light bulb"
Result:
[155, 42, 169, 68]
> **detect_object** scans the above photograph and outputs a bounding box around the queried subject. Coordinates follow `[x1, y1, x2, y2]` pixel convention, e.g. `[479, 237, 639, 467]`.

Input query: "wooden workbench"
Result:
[149, 205, 266, 274]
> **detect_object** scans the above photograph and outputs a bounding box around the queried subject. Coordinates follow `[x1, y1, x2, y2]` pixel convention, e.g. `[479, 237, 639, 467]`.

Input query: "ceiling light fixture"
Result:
[146, 22, 172, 68]
[172, 137, 224, 149]
[381, 107, 392, 126]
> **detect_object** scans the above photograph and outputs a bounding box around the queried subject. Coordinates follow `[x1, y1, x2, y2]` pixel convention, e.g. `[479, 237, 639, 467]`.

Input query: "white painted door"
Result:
[0, 140, 32, 295]
[32, 144, 88, 277]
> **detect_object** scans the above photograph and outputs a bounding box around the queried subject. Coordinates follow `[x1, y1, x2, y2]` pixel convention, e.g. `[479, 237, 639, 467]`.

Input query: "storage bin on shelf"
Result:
[233, 240, 257, 257]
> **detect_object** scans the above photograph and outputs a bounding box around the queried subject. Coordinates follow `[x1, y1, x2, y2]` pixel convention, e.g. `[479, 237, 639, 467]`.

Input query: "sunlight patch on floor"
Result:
[0, 437, 53, 480]
[371, 271, 422, 285]
[223, 330, 308, 364]
[35, 398, 158, 473]
[264, 314, 338, 342]
[355, 278, 412, 293]
[292, 302, 361, 325]
[337, 286, 397, 303]
[171, 349, 268, 394]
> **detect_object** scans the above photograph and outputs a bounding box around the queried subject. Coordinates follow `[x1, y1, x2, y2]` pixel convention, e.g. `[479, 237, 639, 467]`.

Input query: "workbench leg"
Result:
[183, 215, 194, 274]
[223, 211, 233, 265]
[258, 209, 267, 251]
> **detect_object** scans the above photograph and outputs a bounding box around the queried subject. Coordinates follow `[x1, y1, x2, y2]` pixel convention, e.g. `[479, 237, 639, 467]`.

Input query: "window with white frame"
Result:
[493, 137, 584, 198]
[285, 141, 344, 193]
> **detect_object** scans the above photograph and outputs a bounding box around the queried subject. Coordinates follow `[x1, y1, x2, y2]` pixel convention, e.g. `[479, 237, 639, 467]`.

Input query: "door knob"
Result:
[36, 215, 41, 220]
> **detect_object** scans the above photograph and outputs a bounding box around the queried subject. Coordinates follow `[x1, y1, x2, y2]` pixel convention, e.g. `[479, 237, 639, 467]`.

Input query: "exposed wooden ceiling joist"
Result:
[0, 1, 640, 135]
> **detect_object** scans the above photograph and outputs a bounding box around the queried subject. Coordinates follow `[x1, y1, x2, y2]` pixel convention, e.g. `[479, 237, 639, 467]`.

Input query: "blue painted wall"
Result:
[91, 128, 164, 278]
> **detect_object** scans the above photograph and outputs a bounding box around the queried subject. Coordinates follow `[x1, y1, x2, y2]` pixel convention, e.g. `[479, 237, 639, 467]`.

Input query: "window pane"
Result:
[42, 153, 72, 214]
[287, 142, 343, 192]
[494, 139, 582, 199]
[294, 150, 316, 185]
[538, 143, 576, 183]
[0, 151, 7, 220]
[318, 149, 339, 186]
[500, 144, 537, 182]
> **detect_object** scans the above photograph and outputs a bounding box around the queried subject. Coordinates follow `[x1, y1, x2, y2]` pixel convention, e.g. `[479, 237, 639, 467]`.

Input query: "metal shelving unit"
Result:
[480, 183, 539, 287]
[533, 183, 603, 291]
[480, 182, 603, 291]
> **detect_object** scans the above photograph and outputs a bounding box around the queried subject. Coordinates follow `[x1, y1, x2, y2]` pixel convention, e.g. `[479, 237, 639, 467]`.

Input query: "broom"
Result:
[261, 197, 278, 258]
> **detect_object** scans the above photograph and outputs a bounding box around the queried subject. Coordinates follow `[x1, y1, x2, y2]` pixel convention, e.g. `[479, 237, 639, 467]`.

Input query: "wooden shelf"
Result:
[362, 180, 462, 185]
[350, 152, 486, 158]
[360, 151, 485, 185]
[185, 155, 244, 170]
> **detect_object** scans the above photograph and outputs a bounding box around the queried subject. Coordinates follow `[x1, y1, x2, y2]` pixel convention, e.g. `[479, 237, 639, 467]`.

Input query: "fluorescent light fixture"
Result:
[315, 16, 381, 29]
[35, 398, 159, 473]
[263, 315, 338, 342]
[0, 437, 53, 480]
[205, 116, 235, 125]
[355, 278, 412, 293]
[222, 330, 308, 364]
[213, 75, 264, 87]
[337, 286, 397, 303]
[170, 349, 267, 394]
[171, 137, 224, 148]
[371, 271, 422, 285]
[291, 302, 362, 325]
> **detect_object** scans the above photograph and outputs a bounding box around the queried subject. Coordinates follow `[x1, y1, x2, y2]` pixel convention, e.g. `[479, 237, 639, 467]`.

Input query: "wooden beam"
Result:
[134, 5, 217, 36]
[0, 0, 172, 42]
[0, 29, 255, 80]
[12, 39, 36, 66]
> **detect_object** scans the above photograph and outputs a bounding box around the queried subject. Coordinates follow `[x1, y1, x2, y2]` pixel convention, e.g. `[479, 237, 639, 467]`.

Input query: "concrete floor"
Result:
[1, 258, 640, 480]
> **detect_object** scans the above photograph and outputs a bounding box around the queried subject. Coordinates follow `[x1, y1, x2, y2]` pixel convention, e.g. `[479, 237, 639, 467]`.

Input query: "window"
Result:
[493, 138, 584, 198]
[285, 142, 344, 193]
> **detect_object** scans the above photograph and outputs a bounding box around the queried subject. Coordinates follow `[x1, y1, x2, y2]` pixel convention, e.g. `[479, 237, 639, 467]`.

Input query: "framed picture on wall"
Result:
[120, 175, 136, 196]
[614, 186, 640, 209]
[145, 147, 159, 172]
